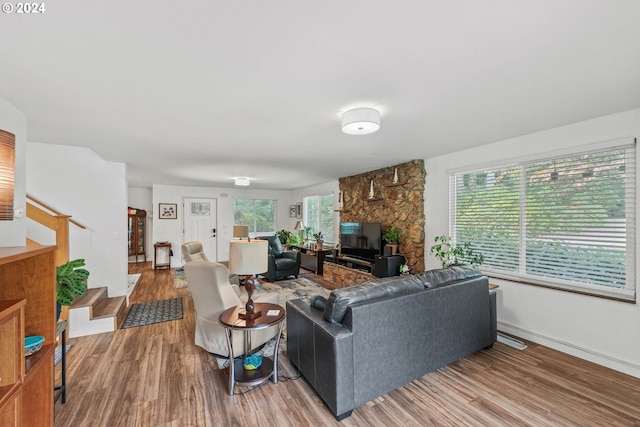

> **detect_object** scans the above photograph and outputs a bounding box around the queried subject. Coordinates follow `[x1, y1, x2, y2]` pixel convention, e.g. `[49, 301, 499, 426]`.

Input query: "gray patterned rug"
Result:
[256, 276, 331, 306]
[122, 297, 183, 329]
[216, 276, 330, 368]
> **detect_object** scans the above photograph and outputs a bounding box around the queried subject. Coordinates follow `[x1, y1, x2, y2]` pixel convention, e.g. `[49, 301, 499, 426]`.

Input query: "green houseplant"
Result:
[56, 258, 90, 308]
[429, 235, 484, 268]
[313, 231, 324, 250]
[383, 226, 401, 244]
[275, 229, 293, 246]
[383, 226, 401, 255]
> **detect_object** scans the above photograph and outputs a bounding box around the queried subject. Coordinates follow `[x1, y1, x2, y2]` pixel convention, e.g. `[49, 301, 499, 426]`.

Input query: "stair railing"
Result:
[26, 194, 87, 266]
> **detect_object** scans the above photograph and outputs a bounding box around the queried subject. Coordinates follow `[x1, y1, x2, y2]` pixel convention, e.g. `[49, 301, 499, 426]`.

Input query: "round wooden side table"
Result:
[218, 302, 285, 395]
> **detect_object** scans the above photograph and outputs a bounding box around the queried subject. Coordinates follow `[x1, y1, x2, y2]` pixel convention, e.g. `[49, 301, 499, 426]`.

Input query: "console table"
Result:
[289, 245, 331, 275]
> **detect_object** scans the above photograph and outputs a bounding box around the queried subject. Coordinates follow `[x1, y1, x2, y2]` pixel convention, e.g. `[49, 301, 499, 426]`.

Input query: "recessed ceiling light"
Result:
[234, 177, 250, 186]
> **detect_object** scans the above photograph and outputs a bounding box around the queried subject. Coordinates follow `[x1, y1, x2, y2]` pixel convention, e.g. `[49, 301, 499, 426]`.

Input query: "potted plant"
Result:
[288, 233, 301, 247]
[429, 235, 484, 268]
[56, 258, 90, 319]
[313, 231, 324, 250]
[275, 229, 292, 247]
[383, 226, 401, 255]
[302, 226, 313, 246]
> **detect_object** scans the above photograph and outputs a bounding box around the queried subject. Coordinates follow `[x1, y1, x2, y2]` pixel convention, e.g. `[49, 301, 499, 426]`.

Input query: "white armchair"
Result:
[184, 260, 279, 357]
[182, 241, 240, 294]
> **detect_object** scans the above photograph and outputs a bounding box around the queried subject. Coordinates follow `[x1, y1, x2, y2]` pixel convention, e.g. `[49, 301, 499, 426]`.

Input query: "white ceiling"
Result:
[1, 0, 639, 190]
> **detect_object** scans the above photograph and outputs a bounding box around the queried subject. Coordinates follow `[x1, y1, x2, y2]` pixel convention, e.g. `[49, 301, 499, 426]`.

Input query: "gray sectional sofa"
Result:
[286, 266, 497, 420]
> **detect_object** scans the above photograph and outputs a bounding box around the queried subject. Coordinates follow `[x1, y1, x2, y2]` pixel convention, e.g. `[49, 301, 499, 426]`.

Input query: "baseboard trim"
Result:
[497, 322, 640, 379]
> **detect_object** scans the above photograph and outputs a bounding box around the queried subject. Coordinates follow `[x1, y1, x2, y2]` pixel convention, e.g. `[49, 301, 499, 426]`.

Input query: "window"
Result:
[233, 198, 276, 234]
[450, 140, 636, 301]
[303, 194, 335, 243]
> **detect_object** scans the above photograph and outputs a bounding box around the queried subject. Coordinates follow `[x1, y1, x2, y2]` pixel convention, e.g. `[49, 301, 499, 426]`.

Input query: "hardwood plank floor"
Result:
[54, 263, 640, 426]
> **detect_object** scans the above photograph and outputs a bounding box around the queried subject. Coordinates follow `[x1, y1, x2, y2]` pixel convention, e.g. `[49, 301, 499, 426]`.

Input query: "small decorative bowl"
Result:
[25, 335, 44, 356]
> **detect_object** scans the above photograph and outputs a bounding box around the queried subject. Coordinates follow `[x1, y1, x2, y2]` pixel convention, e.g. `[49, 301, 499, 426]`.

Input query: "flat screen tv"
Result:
[340, 222, 382, 261]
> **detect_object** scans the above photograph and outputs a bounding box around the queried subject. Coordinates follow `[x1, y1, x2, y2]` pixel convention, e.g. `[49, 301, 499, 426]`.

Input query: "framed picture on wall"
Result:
[296, 202, 302, 219]
[289, 205, 296, 218]
[159, 203, 178, 219]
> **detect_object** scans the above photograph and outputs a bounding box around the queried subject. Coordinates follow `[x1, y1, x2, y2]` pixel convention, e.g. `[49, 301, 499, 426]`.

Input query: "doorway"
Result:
[183, 198, 217, 262]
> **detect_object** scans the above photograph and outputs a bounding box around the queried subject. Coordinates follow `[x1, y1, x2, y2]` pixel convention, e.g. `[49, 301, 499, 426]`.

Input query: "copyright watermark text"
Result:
[2, 2, 46, 13]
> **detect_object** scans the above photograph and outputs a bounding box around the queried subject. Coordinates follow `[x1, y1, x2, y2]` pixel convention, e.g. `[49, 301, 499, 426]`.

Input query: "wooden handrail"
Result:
[26, 203, 69, 266]
[26, 194, 87, 230]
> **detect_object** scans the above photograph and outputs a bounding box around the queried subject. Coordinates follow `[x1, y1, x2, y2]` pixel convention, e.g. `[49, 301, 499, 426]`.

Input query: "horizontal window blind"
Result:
[0, 130, 15, 221]
[450, 141, 636, 300]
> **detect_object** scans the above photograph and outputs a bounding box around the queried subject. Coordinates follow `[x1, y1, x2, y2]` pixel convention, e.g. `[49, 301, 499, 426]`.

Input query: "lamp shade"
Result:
[233, 225, 249, 238]
[228, 240, 268, 275]
[294, 220, 303, 230]
[342, 108, 380, 135]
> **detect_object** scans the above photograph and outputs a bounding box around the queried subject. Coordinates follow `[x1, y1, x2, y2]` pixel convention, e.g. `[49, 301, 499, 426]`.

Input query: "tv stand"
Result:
[331, 255, 374, 274]
[327, 254, 406, 277]
[289, 245, 331, 275]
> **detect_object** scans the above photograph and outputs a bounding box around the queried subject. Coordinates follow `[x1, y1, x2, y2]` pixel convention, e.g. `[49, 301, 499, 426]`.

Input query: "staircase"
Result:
[26, 194, 129, 337]
[68, 287, 128, 338]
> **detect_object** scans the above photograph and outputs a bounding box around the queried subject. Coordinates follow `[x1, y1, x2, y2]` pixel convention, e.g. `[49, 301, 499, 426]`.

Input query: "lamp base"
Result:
[238, 310, 262, 321]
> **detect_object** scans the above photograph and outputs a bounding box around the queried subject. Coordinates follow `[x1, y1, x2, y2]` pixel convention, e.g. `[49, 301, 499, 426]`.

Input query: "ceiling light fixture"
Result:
[341, 108, 381, 135]
[234, 177, 250, 186]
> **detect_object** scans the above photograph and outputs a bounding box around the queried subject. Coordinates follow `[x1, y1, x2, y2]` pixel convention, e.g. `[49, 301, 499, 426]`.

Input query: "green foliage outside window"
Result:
[234, 198, 276, 234]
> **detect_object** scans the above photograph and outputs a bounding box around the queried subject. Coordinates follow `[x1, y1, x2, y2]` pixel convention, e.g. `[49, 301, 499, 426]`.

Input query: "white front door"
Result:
[183, 198, 217, 262]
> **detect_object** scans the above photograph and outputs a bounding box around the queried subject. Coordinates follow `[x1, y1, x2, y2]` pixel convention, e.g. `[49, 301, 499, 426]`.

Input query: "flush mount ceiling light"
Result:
[234, 177, 250, 186]
[341, 107, 381, 135]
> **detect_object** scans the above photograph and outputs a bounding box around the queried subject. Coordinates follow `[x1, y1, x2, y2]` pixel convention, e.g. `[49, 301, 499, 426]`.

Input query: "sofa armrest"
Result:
[489, 290, 497, 345]
[286, 299, 355, 420]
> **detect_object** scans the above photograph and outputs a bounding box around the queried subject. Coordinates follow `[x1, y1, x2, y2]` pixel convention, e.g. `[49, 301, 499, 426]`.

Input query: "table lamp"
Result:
[228, 240, 268, 320]
[233, 225, 249, 240]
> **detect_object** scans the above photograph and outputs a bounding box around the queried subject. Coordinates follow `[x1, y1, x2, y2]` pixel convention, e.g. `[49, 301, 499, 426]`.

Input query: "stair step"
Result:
[71, 287, 107, 308]
[93, 296, 126, 320]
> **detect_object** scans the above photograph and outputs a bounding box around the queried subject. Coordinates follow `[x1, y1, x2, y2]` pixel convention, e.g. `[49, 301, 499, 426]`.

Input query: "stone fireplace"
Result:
[338, 159, 426, 273]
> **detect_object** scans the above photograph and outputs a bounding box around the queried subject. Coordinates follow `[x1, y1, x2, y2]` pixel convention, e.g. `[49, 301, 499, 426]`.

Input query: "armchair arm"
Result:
[282, 250, 301, 265]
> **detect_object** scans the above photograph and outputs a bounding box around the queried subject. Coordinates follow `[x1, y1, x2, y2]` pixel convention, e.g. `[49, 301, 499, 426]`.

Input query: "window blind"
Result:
[450, 140, 636, 300]
[0, 130, 15, 221]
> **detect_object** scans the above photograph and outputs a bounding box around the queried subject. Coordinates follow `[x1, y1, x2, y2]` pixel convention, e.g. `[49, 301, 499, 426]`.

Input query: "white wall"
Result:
[152, 184, 293, 267]
[27, 142, 129, 297]
[0, 97, 27, 246]
[425, 108, 640, 378]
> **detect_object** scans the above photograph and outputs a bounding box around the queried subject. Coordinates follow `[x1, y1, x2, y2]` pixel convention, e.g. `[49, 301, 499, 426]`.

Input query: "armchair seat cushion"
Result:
[257, 236, 302, 281]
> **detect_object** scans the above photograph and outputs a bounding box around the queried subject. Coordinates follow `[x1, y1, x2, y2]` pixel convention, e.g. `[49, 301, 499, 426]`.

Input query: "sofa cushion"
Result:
[415, 265, 482, 289]
[323, 275, 424, 324]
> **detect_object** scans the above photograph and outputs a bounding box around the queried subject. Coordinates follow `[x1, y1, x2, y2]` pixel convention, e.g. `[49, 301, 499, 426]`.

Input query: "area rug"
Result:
[256, 276, 331, 306]
[121, 297, 183, 329]
[215, 277, 330, 369]
[174, 268, 187, 289]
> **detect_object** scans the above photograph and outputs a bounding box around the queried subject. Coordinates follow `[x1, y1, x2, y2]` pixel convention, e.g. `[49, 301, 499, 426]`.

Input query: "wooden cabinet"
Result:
[0, 246, 56, 427]
[128, 209, 146, 262]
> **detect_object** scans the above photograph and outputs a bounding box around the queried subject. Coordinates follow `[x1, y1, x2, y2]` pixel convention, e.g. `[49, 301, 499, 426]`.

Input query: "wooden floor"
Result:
[54, 262, 640, 427]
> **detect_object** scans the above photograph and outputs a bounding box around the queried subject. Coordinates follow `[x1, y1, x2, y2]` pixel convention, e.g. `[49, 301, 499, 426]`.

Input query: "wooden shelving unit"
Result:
[0, 246, 56, 427]
[128, 209, 146, 262]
